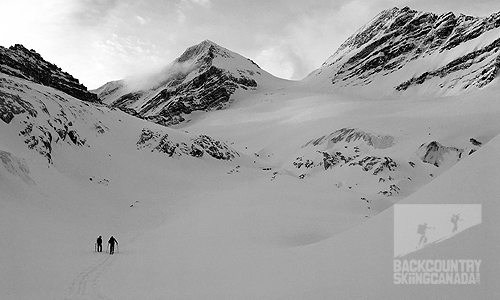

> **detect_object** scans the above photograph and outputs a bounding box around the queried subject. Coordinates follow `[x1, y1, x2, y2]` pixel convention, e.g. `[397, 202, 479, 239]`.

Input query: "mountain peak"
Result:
[199, 39, 219, 47]
[177, 39, 233, 63]
[95, 39, 279, 126]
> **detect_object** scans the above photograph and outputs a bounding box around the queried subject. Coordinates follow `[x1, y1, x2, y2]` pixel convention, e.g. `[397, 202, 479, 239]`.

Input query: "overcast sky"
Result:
[1, 0, 499, 89]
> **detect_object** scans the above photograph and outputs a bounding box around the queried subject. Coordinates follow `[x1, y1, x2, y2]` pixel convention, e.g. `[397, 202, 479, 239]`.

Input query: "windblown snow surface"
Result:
[2, 26, 500, 300]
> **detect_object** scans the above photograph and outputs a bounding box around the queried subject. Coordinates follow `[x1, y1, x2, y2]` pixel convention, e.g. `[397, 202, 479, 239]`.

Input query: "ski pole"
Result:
[106, 243, 109, 254]
[116, 244, 119, 254]
[95, 243, 96, 252]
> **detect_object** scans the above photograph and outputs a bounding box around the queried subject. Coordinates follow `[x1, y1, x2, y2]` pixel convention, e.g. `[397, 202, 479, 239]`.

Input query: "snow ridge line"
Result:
[64, 254, 115, 300]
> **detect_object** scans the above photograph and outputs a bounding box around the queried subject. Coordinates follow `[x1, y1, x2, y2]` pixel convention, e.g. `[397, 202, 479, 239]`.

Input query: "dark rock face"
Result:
[0, 84, 38, 124]
[138, 65, 256, 126]
[137, 128, 240, 160]
[356, 156, 398, 175]
[0, 44, 99, 103]
[469, 138, 482, 146]
[311, 7, 500, 92]
[396, 37, 500, 91]
[416, 141, 463, 167]
[416, 139, 482, 168]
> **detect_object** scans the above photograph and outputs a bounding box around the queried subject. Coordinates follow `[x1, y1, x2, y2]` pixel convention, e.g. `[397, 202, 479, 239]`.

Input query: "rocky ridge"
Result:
[137, 128, 240, 160]
[0, 44, 99, 103]
[306, 7, 500, 95]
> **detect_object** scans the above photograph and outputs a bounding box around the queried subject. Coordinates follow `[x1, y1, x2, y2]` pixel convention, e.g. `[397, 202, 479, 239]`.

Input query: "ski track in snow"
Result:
[64, 254, 115, 300]
[64, 227, 152, 300]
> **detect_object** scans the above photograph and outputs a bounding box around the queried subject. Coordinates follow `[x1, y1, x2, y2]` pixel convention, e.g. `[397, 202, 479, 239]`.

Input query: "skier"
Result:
[417, 222, 433, 247]
[108, 236, 118, 255]
[96, 236, 103, 252]
[451, 214, 462, 233]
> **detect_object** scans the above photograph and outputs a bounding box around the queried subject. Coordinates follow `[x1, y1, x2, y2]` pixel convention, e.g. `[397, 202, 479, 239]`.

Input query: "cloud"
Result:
[255, 46, 295, 79]
[70, 0, 120, 27]
[135, 15, 148, 25]
[275, 0, 376, 79]
[240, 1, 365, 80]
[175, 0, 211, 23]
[122, 53, 204, 91]
[176, 8, 187, 23]
[191, 0, 211, 8]
[399, 0, 500, 16]
[253, 42, 310, 80]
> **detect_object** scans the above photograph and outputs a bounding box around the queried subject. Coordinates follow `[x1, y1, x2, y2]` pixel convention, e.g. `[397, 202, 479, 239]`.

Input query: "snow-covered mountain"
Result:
[304, 6, 500, 97]
[94, 40, 290, 126]
[2, 6, 500, 300]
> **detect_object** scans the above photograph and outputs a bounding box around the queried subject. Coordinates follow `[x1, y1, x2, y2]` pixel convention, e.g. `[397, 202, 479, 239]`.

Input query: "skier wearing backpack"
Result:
[108, 236, 118, 255]
[417, 222, 433, 247]
[451, 214, 462, 233]
[96, 236, 103, 252]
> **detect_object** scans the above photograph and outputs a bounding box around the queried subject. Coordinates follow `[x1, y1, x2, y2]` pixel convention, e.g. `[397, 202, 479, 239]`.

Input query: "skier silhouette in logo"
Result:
[108, 236, 118, 255]
[451, 214, 462, 233]
[417, 222, 434, 247]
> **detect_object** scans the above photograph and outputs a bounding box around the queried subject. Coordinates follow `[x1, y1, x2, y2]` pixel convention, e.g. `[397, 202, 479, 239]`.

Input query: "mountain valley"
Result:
[1, 6, 500, 299]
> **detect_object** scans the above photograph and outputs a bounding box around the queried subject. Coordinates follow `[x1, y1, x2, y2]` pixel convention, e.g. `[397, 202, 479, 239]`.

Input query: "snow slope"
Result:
[103, 130, 500, 299]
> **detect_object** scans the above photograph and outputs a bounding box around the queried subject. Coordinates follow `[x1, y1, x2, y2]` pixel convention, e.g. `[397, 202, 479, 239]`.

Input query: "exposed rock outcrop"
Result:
[0, 85, 38, 124]
[356, 156, 398, 175]
[0, 44, 99, 103]
[303, 128, 395, 149]
[297, 128, 397, 175]
[416, 141, 463, 167]
[137, 128, 240, 161]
